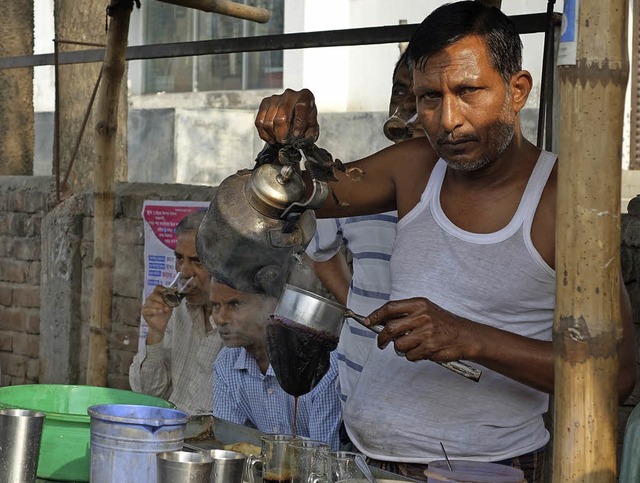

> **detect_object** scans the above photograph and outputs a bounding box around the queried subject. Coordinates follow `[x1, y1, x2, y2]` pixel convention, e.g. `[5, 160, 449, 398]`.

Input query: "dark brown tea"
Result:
[266, 315, 339, 397]
[263, 470, 297, 483]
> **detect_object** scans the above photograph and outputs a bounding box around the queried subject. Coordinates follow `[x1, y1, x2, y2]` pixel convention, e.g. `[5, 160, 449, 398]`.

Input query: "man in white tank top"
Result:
[253, 2, 636, 482]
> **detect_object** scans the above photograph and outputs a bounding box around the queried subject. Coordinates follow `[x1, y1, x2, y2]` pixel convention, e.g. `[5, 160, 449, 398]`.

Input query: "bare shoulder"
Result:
[392, 137, 439, 217]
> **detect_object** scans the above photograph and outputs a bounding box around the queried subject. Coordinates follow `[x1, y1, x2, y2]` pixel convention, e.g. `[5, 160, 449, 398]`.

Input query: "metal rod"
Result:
[61, 65, 104, 191]
[536, 4, 559, 149]
[54, 39, 107, 48]
[0, 14, 550, 70]
[156, 0, 270, 24]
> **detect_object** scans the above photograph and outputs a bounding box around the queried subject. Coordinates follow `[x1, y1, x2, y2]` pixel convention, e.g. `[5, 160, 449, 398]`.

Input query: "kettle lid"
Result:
[245, 163, 306, 218]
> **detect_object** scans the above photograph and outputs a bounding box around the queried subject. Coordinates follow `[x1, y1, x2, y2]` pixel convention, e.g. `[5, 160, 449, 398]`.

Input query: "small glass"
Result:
[383, 107, 418, 143]
[161, 272, 194, 307]
[309, 451, 368, 483]
[288, 439, 330, 483]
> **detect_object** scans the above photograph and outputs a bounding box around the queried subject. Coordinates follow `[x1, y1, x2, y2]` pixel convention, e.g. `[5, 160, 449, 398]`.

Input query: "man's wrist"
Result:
[146, 329, 165, 346]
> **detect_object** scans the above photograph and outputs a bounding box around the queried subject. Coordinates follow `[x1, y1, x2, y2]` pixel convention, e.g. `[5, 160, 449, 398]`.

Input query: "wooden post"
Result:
[156, 0, 270, 23]
[86, 0, 134, 386]
[554, 0, 629, 481]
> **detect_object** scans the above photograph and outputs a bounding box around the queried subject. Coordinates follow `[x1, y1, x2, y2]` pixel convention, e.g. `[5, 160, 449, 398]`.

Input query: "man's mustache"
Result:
[436, 132, 480, 145]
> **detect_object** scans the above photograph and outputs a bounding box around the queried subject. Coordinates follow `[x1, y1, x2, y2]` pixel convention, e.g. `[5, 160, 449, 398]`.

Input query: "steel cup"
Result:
[156, 450, 214, 483]
[204, 449, 246, 483]
[0, 408, 46, 483]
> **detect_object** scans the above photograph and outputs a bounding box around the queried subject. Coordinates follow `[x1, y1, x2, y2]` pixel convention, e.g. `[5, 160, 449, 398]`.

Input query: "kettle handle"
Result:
[281, 178, 330, 218]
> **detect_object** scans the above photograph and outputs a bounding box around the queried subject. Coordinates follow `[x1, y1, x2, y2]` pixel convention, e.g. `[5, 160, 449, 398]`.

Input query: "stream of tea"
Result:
[266, 315, 339, 438]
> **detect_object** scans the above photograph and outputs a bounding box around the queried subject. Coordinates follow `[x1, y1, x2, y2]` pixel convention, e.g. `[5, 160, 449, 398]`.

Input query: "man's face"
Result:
[209, 282, 276, 349]
[388, 61, 414, 119]
[413, 35, 517, 171]
[174, 231, 210, 305]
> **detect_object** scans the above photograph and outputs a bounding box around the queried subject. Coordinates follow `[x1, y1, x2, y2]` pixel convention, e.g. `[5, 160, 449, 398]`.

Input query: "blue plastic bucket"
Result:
[88, 404, 189, 483]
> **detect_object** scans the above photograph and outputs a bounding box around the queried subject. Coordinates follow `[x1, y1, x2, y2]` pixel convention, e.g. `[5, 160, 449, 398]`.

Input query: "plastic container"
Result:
[88, 404, 189, 483]
[0, 384, 174, 481]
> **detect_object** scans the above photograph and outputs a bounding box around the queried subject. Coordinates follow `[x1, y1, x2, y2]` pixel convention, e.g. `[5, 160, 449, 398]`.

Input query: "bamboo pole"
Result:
[156, 0, 270, 23]
[553, 0, 629, 481]
[86, 0, 134, 386]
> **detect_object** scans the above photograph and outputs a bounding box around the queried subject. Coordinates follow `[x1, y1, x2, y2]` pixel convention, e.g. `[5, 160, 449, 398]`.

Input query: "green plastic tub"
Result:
[0, 384, 174, 482]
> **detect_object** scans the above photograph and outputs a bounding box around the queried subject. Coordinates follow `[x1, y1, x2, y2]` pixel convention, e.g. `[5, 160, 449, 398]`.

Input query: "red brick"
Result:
[27, 261, 40, 284]
[110, 322, 140, 352]
[3, 353, 27, 378]
[0, 333, 13, 351]
[109, 348, 134, 375]
[24, 310, 40, 335]
[0, 284, 12, 306]
[12, 284, 40, 308]
[0, 306, 25, 331]
[0, 259, 30, 283]
[12, 332, 39, 358]
[0, 213, 9, 235]
[14, 237, 41, 261]
[9, 212, 30, 236]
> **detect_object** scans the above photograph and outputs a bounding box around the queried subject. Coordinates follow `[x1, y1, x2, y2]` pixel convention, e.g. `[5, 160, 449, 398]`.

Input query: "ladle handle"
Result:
[345, 310, 482, 382]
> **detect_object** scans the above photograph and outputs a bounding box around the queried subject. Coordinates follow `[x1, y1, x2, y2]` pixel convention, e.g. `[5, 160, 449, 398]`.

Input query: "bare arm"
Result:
[255, 89, 437, 220]
[307, 252, 351, 306]
[368, 281, 636, 402]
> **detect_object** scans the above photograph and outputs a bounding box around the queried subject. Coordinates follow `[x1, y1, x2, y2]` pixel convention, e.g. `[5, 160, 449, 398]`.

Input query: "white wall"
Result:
[283, 0, 564, 113]
[33, 0, 55, 113]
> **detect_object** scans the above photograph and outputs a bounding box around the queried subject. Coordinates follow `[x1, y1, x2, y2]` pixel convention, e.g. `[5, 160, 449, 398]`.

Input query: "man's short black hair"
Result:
[406, 1, 523, 84]
[392, 50, 409, 82]
[175, 209, 206, 236]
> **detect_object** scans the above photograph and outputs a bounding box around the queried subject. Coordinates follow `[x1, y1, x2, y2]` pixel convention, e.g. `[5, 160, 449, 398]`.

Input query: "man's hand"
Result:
[366, 298, 479, 363]
[141, 285, 173, 345]
[255, 88, 319, 145]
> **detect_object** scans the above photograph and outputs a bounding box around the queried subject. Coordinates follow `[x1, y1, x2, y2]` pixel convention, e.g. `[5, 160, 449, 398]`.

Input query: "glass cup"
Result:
[161, 271, 194, 307]
[383, 107, 418, 143]
[288, 439, 330, 483]
[247, 434, 301, 483]
[309, 451, 368, 483]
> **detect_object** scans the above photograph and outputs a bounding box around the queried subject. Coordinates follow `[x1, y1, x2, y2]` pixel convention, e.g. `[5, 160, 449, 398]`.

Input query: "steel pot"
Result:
[273, 284, 482, 382]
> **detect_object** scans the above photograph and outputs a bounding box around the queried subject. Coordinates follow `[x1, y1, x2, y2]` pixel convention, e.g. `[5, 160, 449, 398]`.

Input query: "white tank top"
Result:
[343, 150, 557, 463]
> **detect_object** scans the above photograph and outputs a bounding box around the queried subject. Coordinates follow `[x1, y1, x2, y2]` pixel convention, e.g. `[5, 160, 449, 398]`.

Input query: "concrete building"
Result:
[32, 1, 584, 188]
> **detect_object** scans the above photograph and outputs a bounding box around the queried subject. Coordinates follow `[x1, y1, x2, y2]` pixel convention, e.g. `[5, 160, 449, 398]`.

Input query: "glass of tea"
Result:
[288, 439, 330, 483]
[246, 434, 300, 483]
[309, 451, 369, 483]
[383, 107, 418, 143]
[160, 272, 194, 307]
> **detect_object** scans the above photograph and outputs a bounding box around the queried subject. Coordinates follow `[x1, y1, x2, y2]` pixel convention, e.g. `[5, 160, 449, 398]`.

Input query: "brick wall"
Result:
[0, 176, 53, 385]
[0, 175, 212, 389]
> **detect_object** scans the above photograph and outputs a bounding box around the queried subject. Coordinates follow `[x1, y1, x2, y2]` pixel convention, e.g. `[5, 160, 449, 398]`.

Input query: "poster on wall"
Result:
[558, 0, 579, 66]
[138, 200, 210, 351]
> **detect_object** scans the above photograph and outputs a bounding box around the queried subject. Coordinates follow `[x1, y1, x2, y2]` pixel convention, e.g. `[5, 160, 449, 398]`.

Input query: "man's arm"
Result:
[129, 287, 175, 397]
[129, 315, 173, 398]
[213, 351, 248, 425]
[369, 281, 636, 401]
[309, 252, 351, 306]
[255, 89, 437, 220]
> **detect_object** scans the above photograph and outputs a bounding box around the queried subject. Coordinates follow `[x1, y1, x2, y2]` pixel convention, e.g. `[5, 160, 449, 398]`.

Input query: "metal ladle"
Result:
[274, 284, 482, 382]
[343, 309, 481, 382]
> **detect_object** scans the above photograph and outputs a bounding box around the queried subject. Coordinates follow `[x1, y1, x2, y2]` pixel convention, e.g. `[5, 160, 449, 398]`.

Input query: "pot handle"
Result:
[281, 178, 330, 218]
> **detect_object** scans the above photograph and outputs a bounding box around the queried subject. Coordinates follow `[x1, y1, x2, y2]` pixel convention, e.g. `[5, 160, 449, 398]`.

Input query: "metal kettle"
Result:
[196, 159, 330, 297]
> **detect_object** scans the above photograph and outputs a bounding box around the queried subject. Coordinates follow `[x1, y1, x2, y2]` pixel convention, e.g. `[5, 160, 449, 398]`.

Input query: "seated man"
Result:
[210, 280, 341, 450]
[129, 210, 222, 415]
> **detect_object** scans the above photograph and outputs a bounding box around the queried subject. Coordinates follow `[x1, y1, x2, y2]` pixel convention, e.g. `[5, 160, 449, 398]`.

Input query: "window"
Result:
[142, 0, 284, 93]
